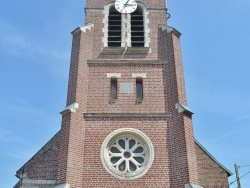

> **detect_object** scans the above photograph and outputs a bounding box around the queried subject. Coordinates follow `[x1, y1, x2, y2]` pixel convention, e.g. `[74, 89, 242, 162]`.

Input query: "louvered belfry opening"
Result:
[108, 7, 122, 47]
[131, 8, 144, 47]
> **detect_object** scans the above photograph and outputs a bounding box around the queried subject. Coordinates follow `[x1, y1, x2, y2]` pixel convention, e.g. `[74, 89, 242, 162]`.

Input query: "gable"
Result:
[195, 139, 232, 187]
[15, 131, 60, 180]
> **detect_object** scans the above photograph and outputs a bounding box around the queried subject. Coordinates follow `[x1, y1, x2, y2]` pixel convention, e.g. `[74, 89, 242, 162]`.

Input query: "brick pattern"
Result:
[15, 132, 59, 185]
[172, 33, 187, 106]
[157, 26, 198, 187]
[56, 114, 71, 184]
[82, 117, 171, 187]
[57, 26, 94, 187]
[87, 63, 166, 113]
[195, 144, 229, 188]
[66, 31, 80, 106]
[183, 115, 199, 184]
[14, 130, 229, 188]
[57, 24, 200, 187]
[164, 29, 198, 185]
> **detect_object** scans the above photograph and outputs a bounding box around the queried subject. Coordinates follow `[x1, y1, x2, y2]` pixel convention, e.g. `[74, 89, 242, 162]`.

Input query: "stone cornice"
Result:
[147, 8, 167, 12]
[60, 103, 79, 115]
[159, 25, 182, 37]
[85, 7, 167, 13]
[85, 8, 167, 13]
[83, 113, 171, 118]
[71, 23, 94, 35]
[100, 47, 150, 54]
[175, 103, 194, 116]
[87, 59, 164, 65]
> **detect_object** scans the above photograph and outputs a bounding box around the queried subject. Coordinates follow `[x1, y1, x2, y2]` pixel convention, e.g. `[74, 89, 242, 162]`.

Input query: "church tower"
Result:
[56, 0, 200, 187]
[15, 0, 232, 188]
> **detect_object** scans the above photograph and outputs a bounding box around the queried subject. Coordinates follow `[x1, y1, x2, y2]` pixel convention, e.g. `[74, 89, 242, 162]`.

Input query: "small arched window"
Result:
[108, 7, 122, 47]
[131, 7, 144, 47]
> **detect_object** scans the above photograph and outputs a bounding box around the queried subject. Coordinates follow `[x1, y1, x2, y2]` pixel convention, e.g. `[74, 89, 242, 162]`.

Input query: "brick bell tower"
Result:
[55, 0, 201, 187]
[17, 0, 235, 187]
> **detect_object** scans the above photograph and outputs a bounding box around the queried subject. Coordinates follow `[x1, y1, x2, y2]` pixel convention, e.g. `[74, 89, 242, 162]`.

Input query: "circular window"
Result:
[101, 128, 154, 180]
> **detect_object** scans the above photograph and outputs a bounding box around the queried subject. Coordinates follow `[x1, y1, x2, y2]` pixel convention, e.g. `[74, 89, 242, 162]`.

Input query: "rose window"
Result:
[109, 137, 145, 172]
[101, 128, 154, 180]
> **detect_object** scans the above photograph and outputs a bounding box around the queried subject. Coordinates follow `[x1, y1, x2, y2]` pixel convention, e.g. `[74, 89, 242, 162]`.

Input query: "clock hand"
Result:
[124, 0, 130, 6]
[122, 0, 130, 11]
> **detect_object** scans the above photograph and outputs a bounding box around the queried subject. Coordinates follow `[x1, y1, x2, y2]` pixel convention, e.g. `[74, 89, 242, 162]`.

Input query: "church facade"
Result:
[14, 0, 232, 187]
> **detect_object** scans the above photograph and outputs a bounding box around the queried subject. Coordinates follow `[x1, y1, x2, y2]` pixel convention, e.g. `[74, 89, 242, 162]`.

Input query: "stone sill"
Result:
[136, 100, 143, 103]
[101, 47, 125, 54]
[109, 99, 117, 103]
[127, 47, 150, 53]
[101, 47, 150, 54]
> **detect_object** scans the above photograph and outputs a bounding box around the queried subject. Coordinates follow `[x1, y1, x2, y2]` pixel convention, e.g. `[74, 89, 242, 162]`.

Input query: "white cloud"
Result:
[0, 19, 70, 63]
[0, 127, 33, 160]
[0, 100, 59, 160]
[0, 100, 46, 121]
[2, 145, 34, 160]
[203, 132, 234, 144]
[0, 127, 27, 144]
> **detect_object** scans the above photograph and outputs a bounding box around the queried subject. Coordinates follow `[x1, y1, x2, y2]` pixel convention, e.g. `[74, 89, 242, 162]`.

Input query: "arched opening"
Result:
[131, 7, 144, 47]
[108, 6, 122, 47]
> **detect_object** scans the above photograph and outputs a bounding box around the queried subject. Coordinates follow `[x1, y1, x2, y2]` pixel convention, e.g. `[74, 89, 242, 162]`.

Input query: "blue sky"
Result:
[0, 0, 249, 187]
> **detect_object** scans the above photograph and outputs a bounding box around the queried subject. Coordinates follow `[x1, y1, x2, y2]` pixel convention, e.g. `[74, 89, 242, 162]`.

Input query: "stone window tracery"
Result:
[101, 128, 154, 180]
[109, 136, 145, 172]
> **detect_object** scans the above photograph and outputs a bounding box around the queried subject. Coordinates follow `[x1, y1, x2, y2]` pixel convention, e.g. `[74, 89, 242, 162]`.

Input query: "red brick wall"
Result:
[157, 26, 199, 186]
[16, 132, 59, 180]
[196, 144, 229, 188]
[82, 117, 171, 187]
[87, 63, 166, 113]
[55, 28, 200, 187]
[57, 26, 93, 187]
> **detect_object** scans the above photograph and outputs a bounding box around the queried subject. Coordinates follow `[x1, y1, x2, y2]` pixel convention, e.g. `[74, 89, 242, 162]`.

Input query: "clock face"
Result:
[115, 0, 137, 14]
